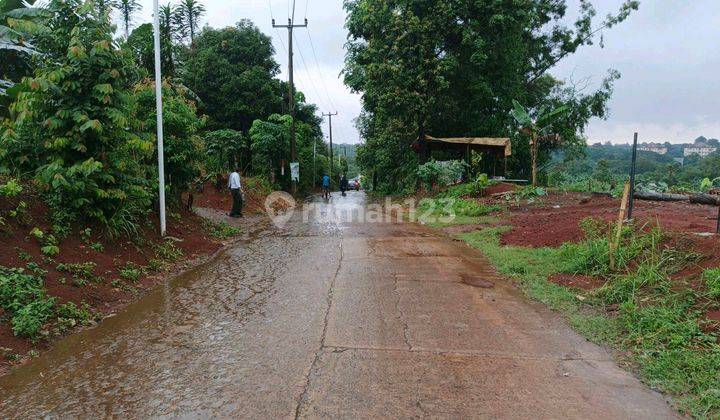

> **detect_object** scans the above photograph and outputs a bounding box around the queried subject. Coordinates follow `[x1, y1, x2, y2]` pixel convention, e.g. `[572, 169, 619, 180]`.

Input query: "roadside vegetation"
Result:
[412, 175, 720, 417]
[0, 0, 338, 364]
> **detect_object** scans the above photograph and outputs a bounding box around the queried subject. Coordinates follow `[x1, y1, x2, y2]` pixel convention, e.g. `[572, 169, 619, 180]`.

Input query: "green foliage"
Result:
[457, 224, 719, 417]
[133, 79, 205, 200]
[118, 261, 144, 282]
[703, 268, 720, 298]
[125, 23, 175, 76]
[204, 129, 245, 174]
[208, 221, 241, 239]
[182, 21, 281, 133]
[0, 178, 22, 196]
[29, 227, 43, 240]
[41, 245, 60, 256]
[56, 261, 98, 286]
[176, 0, 206, 43]
[416, 160, 466, 190]
[112, 0, 141, 39]
[55, 301, 91, 331]
[345, 0, 637, 193]
[0, 265, 55, 338]
[153, 239, 182, 261]
[4, 0, 153, 237]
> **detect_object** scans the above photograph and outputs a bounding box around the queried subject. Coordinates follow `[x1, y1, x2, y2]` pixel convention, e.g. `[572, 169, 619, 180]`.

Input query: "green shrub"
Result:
[416, 160, 467, 190]
[118, 262, 144, 282]
[0, 179, 22, 197]
[56, 262, 98, 286]
[153, 240, 183, 261]
[208, 221, 241, 239]
[4, 1, 153, 237]
[703, 268, 720, 298]
[0, 266, 55, 338]
[56, 301, 92, 331]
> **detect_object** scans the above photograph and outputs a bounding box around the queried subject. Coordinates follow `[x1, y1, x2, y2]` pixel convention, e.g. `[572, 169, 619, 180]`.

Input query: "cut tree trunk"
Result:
[633, 191, 688, 202]
[633, 191, 720, 205]
[689, 194, 720, 205]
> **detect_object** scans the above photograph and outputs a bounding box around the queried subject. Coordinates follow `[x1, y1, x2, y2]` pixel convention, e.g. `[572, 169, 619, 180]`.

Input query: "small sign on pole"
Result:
[290, 162, 300, 182]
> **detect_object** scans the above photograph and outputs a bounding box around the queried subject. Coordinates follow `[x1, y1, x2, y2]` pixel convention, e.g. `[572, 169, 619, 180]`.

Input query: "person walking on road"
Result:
[322, 173, 331, 199]
[228, 167, 244, 218]
[339, 173, 348, 196]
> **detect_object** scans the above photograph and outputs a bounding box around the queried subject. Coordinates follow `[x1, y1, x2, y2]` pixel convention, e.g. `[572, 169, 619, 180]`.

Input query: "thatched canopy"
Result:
[417, 135, 512, 157]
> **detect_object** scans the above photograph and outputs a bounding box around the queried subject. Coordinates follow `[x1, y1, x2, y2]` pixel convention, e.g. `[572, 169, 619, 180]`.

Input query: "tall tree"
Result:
[182, 20, 282, 133]
[113, 0, 141, 38]
[126, 23, 175, 76]
[176, 0, 205, 44]
[344, 0, 639, 193]
[2, 0, 152, 236]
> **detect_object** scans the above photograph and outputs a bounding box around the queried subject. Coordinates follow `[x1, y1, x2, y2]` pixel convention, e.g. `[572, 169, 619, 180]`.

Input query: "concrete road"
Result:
[0, 191, 676, 418]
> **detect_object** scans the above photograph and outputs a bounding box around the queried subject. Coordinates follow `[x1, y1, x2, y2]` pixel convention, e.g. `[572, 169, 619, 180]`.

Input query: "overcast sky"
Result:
[135, 0, 720, 145]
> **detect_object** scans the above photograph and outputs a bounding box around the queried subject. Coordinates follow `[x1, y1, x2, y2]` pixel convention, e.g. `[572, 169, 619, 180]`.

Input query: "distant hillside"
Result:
[551, 137, 720, 189]
[334, 143, 360, 178]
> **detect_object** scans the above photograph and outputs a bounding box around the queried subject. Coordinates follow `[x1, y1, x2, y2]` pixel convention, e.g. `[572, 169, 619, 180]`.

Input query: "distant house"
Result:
[683, 140, 717, 157]
[638, 142, 668, 155]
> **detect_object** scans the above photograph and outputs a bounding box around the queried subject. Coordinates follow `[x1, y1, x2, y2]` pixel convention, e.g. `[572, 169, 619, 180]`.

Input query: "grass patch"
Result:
[206, 220, 241, 239]
[456, 224, 720, 417]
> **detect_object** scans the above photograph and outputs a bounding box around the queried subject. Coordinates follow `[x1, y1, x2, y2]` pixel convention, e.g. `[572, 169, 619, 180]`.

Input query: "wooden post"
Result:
[531, 134, 537, 187]
[610, 181, 631, 271]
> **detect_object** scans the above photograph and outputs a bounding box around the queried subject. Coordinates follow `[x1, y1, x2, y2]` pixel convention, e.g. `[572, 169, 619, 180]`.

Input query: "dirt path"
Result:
[0, 191, 676, 418]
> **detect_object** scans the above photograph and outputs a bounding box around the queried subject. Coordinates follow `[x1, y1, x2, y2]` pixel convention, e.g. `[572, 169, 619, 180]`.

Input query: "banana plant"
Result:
[0, 0, 48, 95]
[510, 100, 567, 187]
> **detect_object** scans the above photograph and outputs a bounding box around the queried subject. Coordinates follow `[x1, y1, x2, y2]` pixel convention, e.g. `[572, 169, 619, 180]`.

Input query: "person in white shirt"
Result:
[228, 167, 243, 217]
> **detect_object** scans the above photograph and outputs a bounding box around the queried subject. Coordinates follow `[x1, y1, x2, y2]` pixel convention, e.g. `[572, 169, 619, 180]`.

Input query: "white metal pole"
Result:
[153, 0, 167, 236]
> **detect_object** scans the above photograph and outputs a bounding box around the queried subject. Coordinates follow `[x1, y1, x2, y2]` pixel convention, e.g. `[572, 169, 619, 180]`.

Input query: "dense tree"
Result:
[126, 23, 175, 76]
[204, 128, 245, 173]
[344, 0, 638, 192]
[3, 0, 152, 236]
[133, 79, 205, 202]
[182, 21, 282, 132]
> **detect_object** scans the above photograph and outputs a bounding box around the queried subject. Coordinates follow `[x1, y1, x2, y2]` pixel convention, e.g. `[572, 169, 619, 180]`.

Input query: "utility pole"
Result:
[152, 0, 166, 236]
[322, 111, 338, 178]
[312, 140, 316, 187]
[273, 17, 308, 194]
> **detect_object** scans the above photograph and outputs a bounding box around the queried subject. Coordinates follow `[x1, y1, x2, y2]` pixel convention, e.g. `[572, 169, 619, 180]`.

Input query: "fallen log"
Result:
[633, 191, 688, 202]
[689, 193, 720, 206]
[633, 191, 720, 205]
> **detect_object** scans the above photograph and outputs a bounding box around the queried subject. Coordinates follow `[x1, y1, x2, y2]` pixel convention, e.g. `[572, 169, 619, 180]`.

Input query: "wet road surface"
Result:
[0, 191, 676, 418]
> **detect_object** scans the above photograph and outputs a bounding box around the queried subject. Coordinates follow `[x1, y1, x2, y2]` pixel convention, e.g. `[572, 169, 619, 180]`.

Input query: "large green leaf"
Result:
[510, 99, 533, 127]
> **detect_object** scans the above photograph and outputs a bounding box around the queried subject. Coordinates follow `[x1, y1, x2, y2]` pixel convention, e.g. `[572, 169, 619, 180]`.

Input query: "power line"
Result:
[296, 38, 330, 112]
[306, 29, 338, 111]
[266, 0, 274, 20]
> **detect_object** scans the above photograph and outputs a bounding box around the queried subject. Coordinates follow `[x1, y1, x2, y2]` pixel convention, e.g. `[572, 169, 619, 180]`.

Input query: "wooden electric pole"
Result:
[273, 17, 307, 194]
[322, 111, 338, 178]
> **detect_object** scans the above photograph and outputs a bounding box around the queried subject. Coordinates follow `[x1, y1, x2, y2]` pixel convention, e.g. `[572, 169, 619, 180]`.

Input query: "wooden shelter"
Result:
[412, 135, 512, 176]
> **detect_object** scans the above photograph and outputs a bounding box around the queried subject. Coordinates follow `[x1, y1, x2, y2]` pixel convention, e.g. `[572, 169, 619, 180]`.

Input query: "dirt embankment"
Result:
[0, 185, 223, 366]
[186, 178, 270, 215]
[498, 192, 719, 248]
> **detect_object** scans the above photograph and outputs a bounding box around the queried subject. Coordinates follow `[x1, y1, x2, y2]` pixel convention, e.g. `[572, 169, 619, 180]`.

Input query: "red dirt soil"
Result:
[185, 178, 267, 215]
[0, 186, 221, 364]
[500, 191, 720, 248]
[484, 182, 517, 196]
